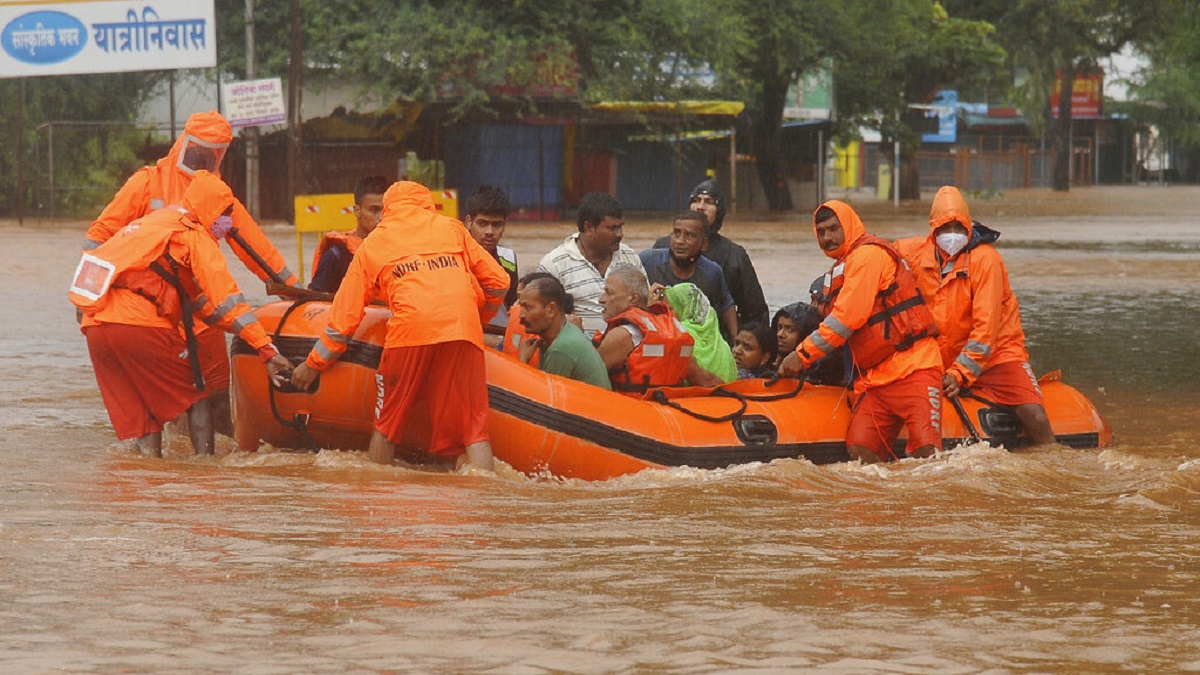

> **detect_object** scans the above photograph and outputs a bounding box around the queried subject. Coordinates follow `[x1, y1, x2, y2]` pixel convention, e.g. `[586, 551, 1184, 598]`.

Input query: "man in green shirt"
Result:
[517, 273, 612, 390]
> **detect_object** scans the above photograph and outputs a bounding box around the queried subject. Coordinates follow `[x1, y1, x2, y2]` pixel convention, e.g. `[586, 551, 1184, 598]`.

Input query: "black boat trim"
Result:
[486, 385, 850, 467]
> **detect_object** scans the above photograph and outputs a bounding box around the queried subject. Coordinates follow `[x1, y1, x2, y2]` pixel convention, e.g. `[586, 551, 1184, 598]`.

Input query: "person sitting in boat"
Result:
[651, 179, 770, 330]
[308, 175, 389, 293]
[894, 185, 1055, 446]
[596, 265, 723, 396]
[501, 275, 537, 362]
[640, 211, 739, 342]
[778, 200, 944, 463]
[772, 301, 847, 387]
[464, 185, 519, 348]
[534, 192, 646, 339]
[662, 282, 737, 383]
[290, 181, 511, 471]
[515, 273, 612, 390]
[732, 321, 778, 379]
[70, 171, 292, 458]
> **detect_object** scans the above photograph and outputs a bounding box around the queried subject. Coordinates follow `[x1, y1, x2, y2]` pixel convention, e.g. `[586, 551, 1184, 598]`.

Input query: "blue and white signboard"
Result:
[0, 1, 216, 78]
[921, 89, 958, 144]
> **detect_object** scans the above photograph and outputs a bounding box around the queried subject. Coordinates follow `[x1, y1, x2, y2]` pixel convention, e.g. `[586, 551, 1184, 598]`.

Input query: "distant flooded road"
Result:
[2, 186, 1199, 672]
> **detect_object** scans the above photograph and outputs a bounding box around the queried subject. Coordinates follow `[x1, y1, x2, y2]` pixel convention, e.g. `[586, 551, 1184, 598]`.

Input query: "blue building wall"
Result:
[445, 125, 563, 217]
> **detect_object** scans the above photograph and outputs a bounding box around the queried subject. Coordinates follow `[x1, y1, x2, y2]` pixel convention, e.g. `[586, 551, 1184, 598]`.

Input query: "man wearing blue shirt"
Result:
[639, 211, 738, 342]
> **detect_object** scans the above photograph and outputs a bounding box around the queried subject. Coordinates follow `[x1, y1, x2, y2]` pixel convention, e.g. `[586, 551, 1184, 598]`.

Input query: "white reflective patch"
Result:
[641, 317, 657, 332]
[642, 343, 665, 357]
[70, 253, 117, 301]
[680, 345, 693, 358]
[149, 199, 165, 210]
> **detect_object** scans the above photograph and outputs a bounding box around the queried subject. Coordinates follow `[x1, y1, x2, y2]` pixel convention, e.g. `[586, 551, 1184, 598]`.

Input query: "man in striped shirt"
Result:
[534, 192, 646, 338]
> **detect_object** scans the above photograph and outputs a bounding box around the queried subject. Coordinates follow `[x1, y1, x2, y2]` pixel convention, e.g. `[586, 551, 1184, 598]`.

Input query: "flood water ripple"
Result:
[3, 186, 1199, 672]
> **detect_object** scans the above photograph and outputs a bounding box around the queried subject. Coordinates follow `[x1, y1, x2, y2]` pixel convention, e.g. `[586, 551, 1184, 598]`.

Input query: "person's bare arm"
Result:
[596, 329, 634, 371]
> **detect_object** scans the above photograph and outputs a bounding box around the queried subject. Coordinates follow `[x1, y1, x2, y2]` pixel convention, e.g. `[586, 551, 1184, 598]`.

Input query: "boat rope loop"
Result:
[648, 377, 804, 424]
[266, 299, 321, 452]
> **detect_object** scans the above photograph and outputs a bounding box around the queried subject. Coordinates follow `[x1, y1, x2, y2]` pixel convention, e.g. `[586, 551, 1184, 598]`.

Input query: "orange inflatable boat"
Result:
[231, 298, 1114, 480]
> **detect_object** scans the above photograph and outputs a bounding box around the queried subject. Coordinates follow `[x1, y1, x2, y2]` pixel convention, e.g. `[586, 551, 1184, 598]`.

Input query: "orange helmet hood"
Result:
[381, 181, 435, 219]
[814, 199, 867, 260]
[928, 186, 974, 238]
[182, 170, 234, 231]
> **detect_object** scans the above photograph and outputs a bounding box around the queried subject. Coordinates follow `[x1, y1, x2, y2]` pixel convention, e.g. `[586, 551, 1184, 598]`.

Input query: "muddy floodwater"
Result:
[3, 186, 1199, 672]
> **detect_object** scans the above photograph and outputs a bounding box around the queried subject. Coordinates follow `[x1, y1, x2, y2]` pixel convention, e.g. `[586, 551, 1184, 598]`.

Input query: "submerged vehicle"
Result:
[231, 298, 1113, 481]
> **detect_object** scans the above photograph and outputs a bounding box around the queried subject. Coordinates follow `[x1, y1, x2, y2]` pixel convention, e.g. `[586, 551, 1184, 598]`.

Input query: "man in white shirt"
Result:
[535, 192, 646, 337]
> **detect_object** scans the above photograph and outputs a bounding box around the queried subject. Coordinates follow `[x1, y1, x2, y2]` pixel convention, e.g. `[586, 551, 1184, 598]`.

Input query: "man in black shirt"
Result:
[653, 179, 769, 329]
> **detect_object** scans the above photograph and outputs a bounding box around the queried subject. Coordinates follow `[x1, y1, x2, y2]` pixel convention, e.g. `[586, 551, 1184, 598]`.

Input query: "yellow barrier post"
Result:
[430, 189, 459, 220]
[293, 194, 356, 283]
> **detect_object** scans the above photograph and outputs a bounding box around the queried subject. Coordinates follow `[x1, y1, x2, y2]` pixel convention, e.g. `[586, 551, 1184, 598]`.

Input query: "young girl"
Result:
[771, 303, 814, 370]
[770, 302, 847, 386]
[733, 321, 778, 379]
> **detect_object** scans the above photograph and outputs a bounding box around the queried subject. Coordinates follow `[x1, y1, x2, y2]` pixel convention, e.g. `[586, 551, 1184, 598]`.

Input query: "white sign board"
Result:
[0, 0, 216, 78]
[221, 77, 286, 129]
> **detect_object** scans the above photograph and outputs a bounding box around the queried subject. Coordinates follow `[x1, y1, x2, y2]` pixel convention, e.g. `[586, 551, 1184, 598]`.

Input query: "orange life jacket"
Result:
[815, 234, 938, 371]
[70, 214, 190, 322]
[311, 230, 363, 280]
[604, 303, 695, 394]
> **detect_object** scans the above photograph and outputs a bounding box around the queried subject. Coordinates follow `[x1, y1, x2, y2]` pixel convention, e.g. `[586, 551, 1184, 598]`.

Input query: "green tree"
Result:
[827, 0, 1003, 200]
[1123, 1, 1200, 177]
[0, 72, 165, 218]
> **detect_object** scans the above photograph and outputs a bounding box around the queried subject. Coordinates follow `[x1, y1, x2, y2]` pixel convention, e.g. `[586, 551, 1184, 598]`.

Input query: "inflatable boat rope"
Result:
[267, 299, 320, 451]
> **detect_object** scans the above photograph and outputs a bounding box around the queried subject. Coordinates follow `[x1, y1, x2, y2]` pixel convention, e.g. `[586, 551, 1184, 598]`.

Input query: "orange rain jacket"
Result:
[305, 181, 510, 371]
[894, 186, 1030, 389]
[84, 111, 298, 287]
[797, 200, 942, 393]
[73, 172, 276, 357]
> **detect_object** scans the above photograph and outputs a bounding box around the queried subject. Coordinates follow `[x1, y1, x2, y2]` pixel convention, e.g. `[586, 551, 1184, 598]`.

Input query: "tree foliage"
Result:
[1124, 1, 1200, 151]
[210, 0, 1002, 207]
[0, 72, 165, 218]
[828, 0, 1004, 200]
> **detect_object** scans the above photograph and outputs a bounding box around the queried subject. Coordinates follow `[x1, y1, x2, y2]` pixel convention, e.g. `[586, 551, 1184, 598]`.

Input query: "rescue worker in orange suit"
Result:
[308, 175, 390, 292]
[83, 111, 299, 438]
[895, 186, 1056, 446]
[596, 265, 723, 396]
[290, 181, 510, 471]
[779, 200, 944, 463]
[71, 171, 292, 457]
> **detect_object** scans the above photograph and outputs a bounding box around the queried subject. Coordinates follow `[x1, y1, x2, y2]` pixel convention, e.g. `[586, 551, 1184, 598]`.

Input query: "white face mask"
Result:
[936, 231, 969, 257]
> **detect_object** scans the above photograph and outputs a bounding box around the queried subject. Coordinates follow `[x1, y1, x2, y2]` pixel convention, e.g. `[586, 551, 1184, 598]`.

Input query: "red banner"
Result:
[1050, 70, 1103, 118]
